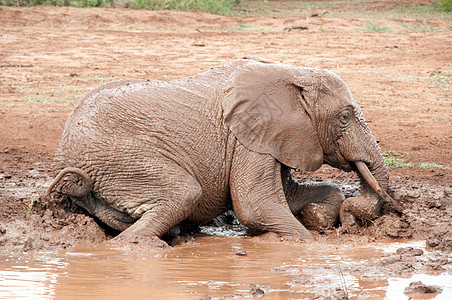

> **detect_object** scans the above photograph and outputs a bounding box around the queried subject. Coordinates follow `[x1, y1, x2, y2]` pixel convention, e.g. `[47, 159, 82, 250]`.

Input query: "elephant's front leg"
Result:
[229, 143, 313, 240]
[282, 170, 344, 231]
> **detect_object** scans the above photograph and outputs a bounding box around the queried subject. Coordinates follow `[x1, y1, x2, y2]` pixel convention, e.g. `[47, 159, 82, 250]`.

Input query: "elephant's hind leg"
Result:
[120, 183, 201, 246]
[106, 161, 202, 247]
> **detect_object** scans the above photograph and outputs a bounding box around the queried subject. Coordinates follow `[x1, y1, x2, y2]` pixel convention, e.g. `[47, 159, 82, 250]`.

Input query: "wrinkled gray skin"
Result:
[45, 57, 393, 244]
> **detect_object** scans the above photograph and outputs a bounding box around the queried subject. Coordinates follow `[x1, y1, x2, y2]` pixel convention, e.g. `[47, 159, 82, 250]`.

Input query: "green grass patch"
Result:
[21, 96, 59, 104]
[28, 199, 34, 212]
[0, 0, 243, 14]
[428, 71, 452, 88]
[1, 102, 15, 108]
[224, 22, 270, 32]
[388, 1, 452, 18]
[71, 75, 116, 84]
[120, 0, 242, 14]
[362, 20, 393, 32]
[398, 19, 441, 32]
[3, 0, 450, 17]
[295, 1, 341, 10]
[385, 156, 414, 168]
[441, 0, 452, 12]
[417, 162, 447, 169]
[384, 151, 450, 169]
[362, 19, 444, 33]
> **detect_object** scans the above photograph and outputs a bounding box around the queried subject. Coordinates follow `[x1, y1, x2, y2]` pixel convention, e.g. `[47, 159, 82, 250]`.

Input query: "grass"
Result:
[362, 20, 392, 32]
[384, 151, 450, 169]
[424, 71, 452, 102]
[224, 22, 274, 32]
[295, 1, 341, 10]
[428, 71, 452, 89]
[21, 96, 59, 104]
[10, 77, 109, 107]
[385, 155, 414, 168]
[441, 0, 452, 12]
[1, 102, 15, 108]
[390, 4, 452, 19]
[225, 22, 251, 31]
[418, 162, 447, 169]
[398, 19, 441, 32]
[18, 91, 77, 106]
[362, 19, 442, 33]
[0, 0, 243, 14]
[1, 0, 451, 16]
[71, 75, 116, 84]
[28, 199, 34, 211]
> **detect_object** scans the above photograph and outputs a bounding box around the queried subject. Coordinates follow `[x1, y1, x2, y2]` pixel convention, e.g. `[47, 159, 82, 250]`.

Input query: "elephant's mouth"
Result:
[324, 153, 354, 172]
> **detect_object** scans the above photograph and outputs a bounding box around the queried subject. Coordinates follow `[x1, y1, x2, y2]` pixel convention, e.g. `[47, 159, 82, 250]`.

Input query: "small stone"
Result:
[332, 287, 349, 300]
[249, 283, 265, 297]
[234, 249, 247, 256]
[404, 281, 442, 294]
[396, 247, 423, 257]
[22, 238, 34, 252]
[427, 233, 442, 248]
[192, 41, 206, 47]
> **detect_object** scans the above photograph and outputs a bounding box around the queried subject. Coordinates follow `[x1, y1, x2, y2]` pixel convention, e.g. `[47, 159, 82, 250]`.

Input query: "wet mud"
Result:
[1, 151, 451, 298]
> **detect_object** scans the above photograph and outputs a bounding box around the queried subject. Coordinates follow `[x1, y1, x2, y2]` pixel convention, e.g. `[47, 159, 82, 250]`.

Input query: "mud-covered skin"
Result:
[282, 166, 344, 231]
[48, 57, 394, 244]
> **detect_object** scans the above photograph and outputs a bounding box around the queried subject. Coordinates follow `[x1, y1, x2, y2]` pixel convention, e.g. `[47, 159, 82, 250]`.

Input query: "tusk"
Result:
[355, 161, 384, 198]
[355, 161, 403, 213]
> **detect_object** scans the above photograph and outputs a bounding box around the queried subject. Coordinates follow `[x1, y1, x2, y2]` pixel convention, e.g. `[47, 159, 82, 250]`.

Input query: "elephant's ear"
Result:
[223, 61, 323, 171]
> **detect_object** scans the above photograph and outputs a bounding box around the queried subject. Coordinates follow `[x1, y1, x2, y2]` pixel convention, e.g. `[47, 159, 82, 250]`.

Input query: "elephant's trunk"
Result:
[355, 161, 402, 212]
[339, 136, 403, 228]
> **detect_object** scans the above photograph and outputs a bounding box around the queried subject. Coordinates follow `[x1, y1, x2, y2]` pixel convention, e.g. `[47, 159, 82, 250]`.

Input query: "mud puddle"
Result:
[1, 234, 451, 299]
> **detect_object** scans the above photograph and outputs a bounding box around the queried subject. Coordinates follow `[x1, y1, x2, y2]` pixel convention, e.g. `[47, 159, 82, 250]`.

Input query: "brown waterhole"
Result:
[1, 234, 450, 299]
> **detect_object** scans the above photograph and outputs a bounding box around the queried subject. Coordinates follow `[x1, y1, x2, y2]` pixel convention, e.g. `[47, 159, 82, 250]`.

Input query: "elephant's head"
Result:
[223, 58, 399, 225]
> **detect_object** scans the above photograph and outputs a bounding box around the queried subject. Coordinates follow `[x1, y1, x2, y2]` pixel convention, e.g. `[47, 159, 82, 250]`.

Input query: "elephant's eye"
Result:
[340, 112, 351, 125]
[336, 107, 353, 127]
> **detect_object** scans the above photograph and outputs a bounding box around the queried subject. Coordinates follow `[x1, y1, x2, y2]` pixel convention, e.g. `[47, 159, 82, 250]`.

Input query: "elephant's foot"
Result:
[286, 182, 344, 232]
[258, 231, 316, 243]
[299, 202, 339, 231]
[339, 196, 382, 232]
[111, 232, 169, 249]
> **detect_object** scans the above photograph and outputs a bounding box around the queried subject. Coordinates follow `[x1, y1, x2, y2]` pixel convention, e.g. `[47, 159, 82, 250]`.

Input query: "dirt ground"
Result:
[0, 0, 451, 263]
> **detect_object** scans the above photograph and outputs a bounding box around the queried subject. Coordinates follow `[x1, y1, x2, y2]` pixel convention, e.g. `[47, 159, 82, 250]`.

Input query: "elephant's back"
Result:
[55, 57, 259, 167]
[59, 78, 216, 141]
[54, 77, 232, 211]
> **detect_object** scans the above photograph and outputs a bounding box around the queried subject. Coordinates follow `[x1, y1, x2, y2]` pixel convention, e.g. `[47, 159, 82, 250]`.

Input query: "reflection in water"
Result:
[0, 236, 451, 299]
[0, 254, 67, 299]
[387, 274, 452, 300]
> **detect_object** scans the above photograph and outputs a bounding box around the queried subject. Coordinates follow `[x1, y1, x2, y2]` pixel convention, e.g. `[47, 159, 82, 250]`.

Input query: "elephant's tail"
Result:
[43, 167, 93, 199]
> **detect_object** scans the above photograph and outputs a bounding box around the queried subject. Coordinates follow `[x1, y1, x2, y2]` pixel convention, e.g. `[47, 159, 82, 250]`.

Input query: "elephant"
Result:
[44, 56, 399, 245]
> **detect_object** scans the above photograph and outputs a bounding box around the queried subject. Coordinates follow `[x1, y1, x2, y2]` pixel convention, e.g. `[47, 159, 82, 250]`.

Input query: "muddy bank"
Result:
[0, 4, 450, 254]
[1, 148, 451, 254]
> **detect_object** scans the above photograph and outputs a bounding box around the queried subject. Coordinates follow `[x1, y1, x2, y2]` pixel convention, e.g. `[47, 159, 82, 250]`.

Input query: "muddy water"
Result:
[0, 234, 451, 299]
